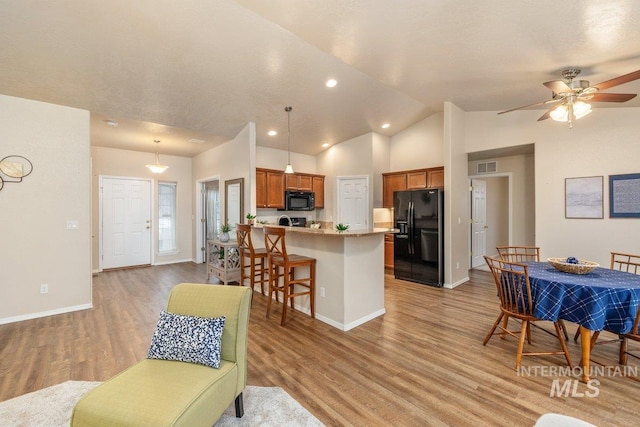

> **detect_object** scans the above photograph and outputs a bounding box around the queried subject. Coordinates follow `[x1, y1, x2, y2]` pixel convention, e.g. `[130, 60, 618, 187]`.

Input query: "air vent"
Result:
[477, 161, 497, 174]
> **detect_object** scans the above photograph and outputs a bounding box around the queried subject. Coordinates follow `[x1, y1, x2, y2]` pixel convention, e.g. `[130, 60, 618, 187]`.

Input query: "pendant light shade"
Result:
[146, 140, 169, 174]
[284, 106, 294, 174]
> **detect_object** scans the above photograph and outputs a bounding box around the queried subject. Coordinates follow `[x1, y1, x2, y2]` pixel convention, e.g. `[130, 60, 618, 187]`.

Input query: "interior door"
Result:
[337, 176, 368, 230]
[102, 177, 151, 269]
[471, 179, 487, 268]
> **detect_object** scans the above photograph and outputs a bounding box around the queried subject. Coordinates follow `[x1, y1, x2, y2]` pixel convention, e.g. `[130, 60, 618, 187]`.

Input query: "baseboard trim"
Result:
[315, 308, 386, 332]
[153, 258, 194, 266]
[0, 303, 93, 325]
[444, 276, 470, 289]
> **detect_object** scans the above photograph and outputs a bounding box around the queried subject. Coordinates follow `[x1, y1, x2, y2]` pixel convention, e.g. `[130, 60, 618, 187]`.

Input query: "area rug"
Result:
[0, 381, 324, 426]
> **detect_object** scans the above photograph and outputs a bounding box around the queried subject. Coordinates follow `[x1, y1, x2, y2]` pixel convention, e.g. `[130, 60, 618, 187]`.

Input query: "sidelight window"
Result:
[158, 181, 177, 253]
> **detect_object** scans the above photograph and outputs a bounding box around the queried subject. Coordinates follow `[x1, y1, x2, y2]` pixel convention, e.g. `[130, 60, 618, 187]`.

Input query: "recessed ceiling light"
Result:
[268, 130, 277, 136]
[321, 142, 330, 148]
[381, 123, 390, 129]
[104, 120, 118, 127]
[326, 79, 337, 88]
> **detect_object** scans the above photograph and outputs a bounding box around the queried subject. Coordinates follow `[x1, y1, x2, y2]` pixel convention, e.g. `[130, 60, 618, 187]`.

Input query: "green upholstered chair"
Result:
[71, 283, 252, 427]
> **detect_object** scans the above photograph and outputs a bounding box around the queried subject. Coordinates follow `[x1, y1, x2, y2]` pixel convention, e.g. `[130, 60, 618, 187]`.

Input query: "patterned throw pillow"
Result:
[147, 311, 226, 369]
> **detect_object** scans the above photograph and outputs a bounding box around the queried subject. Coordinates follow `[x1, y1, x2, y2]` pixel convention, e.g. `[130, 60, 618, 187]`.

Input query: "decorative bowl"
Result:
[547, 258, 599, 275]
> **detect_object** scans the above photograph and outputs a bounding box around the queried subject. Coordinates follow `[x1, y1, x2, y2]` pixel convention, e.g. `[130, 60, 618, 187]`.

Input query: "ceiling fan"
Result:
[498, 67, 640, 127]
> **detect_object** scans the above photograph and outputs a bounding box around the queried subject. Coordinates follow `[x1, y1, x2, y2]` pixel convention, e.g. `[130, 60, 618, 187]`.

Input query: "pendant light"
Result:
[284, 106, 294, 174]
[146, 140, 169, 174]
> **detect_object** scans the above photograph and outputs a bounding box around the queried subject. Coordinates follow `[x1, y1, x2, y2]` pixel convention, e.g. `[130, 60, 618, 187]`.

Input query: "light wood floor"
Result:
[1, 262, 638, 426]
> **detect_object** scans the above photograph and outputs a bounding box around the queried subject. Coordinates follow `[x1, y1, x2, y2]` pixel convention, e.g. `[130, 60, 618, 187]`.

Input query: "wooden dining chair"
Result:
[483, 256, 573, 370]
[496, 245, 540, 262]
[263, 226, 316, 326]
[494, 245, 569, 340]
[236, 223, 269, 295]
[588, 252, 640, 364]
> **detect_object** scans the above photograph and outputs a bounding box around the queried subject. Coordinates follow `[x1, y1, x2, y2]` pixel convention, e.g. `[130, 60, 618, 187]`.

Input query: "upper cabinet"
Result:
[256, 168, 285, 209]
[382, 173, 407, 208]
[427, 168, 444, 188]
[407, 171, 427, 189]
[257, 168, 324, 209]
[312, 176, 324, 209]
[285, 173, 313, 191]
[382, 167, 444, 208]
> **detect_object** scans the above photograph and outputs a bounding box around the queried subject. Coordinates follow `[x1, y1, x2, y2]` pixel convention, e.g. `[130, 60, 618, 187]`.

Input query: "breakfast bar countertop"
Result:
[250, 224, 398, 237]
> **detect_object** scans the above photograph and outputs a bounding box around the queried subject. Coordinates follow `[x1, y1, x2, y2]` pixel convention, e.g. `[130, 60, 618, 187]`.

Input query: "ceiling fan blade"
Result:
[543, 80, 572, 93]
[497, 98, 561, 115]
[588, 92, 637, 102]
[593, 69, 640, 91]
[537, 107, 554, 121]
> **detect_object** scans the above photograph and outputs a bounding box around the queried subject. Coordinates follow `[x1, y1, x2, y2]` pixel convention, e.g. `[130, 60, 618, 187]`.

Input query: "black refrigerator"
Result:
[394, 188, 444, 287]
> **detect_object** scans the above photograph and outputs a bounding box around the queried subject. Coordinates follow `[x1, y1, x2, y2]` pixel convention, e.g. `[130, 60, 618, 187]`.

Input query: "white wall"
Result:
[469, 154, 535, 246]
[317, 132, 376, 224]
[372, 133, 390, 208]
[463, 107, 640, 266]
[256, 146, 316, 173]
[0, 95, 91, 323]
[483, 177, 509, 255]
[91, 146, 194, 270]
[443, 102, 469, 287]
[193, 123, 254, 256]
[390, 112, 444, 171]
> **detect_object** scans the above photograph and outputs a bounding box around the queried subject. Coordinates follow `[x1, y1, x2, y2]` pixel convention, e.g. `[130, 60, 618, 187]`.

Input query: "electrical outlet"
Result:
[40, 284, 48, 294]
[456, 262, 460, 270]
[320, 287, 326, 298]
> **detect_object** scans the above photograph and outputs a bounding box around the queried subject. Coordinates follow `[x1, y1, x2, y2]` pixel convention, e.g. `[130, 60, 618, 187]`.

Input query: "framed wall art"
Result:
[609, 173, 640, 218]
[565, 176, 603, 219]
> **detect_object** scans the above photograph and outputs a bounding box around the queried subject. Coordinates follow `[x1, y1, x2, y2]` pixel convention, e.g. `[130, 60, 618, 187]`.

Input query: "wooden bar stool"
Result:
[236, 223, 269, 295]
[263, 226, 316, 326]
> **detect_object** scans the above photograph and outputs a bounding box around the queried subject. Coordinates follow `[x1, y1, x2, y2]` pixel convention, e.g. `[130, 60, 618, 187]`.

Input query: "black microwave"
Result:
[282, 190, 315, 211]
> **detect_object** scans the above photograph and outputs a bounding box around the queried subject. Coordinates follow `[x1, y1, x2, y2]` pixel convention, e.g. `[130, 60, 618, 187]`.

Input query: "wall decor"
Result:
[609, 173, 640, 218]
[0, 155, 33, 192]
[565, 176, 603, 219]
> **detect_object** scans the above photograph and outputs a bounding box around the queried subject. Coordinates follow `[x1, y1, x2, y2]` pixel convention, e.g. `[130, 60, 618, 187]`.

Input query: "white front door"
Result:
[471, 179, 487, 268]
[101, 177, 152, 269]
[337, 176, 369, 230]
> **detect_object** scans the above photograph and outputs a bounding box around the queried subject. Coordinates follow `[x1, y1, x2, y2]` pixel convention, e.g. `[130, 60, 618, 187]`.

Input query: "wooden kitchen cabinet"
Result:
[256, 168, 285, 209]
[384, 234, 394, 269]
[427, 167, 444, 188]
[312, 176, 324, 208]
[382, 173, 407, 208]
[257, 168, 322, 209]
[382, 167, 444, 207]
[285, 173, 313, 191]
[407, 171, 427, 189]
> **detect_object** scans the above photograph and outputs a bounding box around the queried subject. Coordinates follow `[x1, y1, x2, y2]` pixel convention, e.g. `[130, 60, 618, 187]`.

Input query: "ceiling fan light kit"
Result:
[498, 67, 640, 128]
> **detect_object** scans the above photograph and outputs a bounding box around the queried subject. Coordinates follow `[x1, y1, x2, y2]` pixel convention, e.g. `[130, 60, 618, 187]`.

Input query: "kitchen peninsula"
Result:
[251, 225, 395, 331]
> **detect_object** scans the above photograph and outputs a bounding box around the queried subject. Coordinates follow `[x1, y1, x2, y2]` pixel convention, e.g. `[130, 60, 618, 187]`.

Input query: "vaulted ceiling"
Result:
[2, 1, 640, 157]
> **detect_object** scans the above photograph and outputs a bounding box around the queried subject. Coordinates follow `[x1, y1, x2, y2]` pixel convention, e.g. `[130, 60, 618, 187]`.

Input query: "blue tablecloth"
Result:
[526, 262, 640, 334]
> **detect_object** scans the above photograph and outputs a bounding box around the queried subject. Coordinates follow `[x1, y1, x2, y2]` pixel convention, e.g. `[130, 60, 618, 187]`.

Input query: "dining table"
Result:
[525, 261, 640, 382]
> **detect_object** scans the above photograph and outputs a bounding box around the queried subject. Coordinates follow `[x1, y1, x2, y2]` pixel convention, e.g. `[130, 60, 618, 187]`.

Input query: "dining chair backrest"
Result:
[496, 246, 540, 262]
[610, 252, 640, 275]
[263, 226, 288, 262]
[484, 256, 534, 317]
[236, 223, 255, 255]
[611, 252, 640, 337]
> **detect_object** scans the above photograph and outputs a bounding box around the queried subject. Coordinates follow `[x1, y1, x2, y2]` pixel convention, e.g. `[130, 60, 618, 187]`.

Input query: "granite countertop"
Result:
[251, 224, 398, 237]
